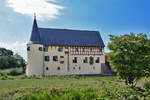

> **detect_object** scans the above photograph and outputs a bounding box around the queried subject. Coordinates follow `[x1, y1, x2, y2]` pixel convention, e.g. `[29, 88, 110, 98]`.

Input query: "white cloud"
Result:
[0, 42, 27, 60]
[6, 0, 65, 21]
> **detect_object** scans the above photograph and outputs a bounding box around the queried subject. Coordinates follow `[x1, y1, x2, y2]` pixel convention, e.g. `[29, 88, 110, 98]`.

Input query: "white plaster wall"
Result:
[26, 44, 44, 76]
[26, 44, 105, 76]
[69, 55, 102, 75]
[43, 46, 105, 76]
[44, 46, 68, 76]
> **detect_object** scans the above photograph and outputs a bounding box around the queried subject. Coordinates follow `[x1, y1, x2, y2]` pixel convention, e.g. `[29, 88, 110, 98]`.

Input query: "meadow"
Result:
[0, 69, 150, 100]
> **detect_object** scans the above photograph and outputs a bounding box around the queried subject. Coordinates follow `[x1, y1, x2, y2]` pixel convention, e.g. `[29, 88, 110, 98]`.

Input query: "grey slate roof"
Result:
[30, 17, 105, 47]
[30, 16, 41, 44]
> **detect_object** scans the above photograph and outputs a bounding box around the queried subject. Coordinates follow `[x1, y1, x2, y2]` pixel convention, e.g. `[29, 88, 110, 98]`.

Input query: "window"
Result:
[65, 47, 68, 49]
[60, 56, 64, 58]
[60, 61, 64, 64]
[27, 47, 30, 51]
[58, 47, 63, 52]
[53, 56, 58, 61]
[39, 47, 43, 51]
[79, 67, 81, 70]
[93, 66, 95, 70]
[89, 56, 94, 65]
[45, 56, 49, 62]
[90, 48, 93, 52]
[75, 48, 78, 52]
[95, 57, 100, 63]
[99, 48, 102, 52]
[73, 57, 77, 63]
[73, 67, 75, 69]
[82, 48, 85, 52]
[46, 67, 49, 70]
[44, 46, 48, 52]
[83, 57, 88, 63]
[57, 67, 60, 70]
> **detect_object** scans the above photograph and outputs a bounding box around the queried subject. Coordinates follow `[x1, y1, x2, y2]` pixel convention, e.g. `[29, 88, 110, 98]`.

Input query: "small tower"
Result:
[26, 15, 44, 76]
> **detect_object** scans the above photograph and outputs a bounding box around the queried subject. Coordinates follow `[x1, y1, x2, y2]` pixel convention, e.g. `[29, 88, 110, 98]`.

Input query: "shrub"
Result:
[9, 87, 149, 100]
[0, 75, 8, 80]
[8, 69, 21, 76]
[0, 72, 7, 77]
[144, 81, 150, 91]
[0, 72, 14, 80]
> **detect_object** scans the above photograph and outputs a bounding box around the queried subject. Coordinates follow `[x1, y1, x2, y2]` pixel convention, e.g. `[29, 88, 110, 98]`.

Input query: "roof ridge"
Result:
[38, 27, 99, 33]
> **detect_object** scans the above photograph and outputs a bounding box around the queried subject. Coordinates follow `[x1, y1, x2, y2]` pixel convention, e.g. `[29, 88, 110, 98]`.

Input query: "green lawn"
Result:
[0, 75, 150, 100]
[0, 76, 117, 94]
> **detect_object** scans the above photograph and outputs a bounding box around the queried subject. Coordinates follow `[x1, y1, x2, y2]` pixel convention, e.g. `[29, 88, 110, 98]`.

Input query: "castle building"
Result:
[26, 16, 111, 76]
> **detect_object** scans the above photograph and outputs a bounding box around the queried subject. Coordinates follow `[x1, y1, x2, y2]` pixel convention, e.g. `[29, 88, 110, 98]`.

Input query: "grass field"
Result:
[0, 73, 150, 99]
[0, 76, 118, 94]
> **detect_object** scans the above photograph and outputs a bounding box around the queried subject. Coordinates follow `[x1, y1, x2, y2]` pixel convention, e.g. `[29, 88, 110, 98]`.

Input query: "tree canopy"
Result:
[108, 33, 150, 87]
[0, 48, 26, 72]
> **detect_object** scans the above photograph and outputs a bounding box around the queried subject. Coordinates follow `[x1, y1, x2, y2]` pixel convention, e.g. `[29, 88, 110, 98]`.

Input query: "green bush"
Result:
[144, 81, 150, 91]
[0, 72, 14, 80]
[8, 69, 21, 76]
[8, 87, 149, 100]
[0, 72, 6, 76]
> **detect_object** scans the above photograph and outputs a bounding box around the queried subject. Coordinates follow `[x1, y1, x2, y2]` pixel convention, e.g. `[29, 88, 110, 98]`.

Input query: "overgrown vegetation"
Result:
[0, 76, 150, 100]
[0, 68, 23, 80]
[108, 33, 150, 87]
[0, 71, 14, 80]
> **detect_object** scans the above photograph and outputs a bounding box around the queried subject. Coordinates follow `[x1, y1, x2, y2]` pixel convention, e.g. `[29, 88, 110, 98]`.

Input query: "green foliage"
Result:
[13, 54, 26, 73]
[108, 33, 150, 87]
[0, 47, 26, 72]
[0, 48, 13, 56]
[0, 76, 149, 100]
[0, 76, 150, 100]
[144, 81, 150, 91]
[8, 69, 21, 76]
[3, 87, 150, 100]
[0, 71, 14, 80]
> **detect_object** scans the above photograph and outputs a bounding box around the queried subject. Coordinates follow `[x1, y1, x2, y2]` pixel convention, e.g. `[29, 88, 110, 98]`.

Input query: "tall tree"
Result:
[108, 33, 150, 87]
[0, 48, 26, 72]
[0, 48, 13, 56]
[13, 54, 26, 73]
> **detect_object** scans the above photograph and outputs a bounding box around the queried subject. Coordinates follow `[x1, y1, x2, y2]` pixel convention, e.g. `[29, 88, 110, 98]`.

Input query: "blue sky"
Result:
[0, 0, 149, 59]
